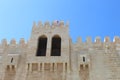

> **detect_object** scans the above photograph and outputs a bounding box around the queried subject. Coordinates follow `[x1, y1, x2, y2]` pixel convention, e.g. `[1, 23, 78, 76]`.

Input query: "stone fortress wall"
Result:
[0, 21, 120, 80]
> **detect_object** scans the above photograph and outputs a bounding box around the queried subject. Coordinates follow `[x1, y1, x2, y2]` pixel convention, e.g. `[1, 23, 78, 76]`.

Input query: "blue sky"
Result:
[0, 0, 120, 43]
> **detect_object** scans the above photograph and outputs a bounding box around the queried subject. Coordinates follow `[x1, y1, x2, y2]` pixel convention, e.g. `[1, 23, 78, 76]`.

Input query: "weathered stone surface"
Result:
[0, 21, 120, 80]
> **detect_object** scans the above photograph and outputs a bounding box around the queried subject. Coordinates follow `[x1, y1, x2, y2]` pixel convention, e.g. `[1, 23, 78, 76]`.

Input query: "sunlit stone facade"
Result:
[0, 21, 120, 80]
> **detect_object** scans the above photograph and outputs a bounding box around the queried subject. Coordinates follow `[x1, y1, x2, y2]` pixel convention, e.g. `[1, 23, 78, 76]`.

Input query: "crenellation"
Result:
[32, 22, 37, 34]
[0, 38, 27, 49]
[86, 37, 92, 43]
[93, 37, 102, 49]
[74, 36, 120, 44]
[59, 21, 64, 27]
[52, 20, 58, 27]
[44, 21, 50, 28]
[77, 37, 82, 44]
[0, 21, 120, 80]
[95, 36, 101, 43]
[86, 37, 92, 47]
[38, 21, 43, 27]
[1, 39, 7, 47]
[31, 21, 69, 35]
[104, 36, 111, 43]
[10, 39, 16, 45]
[113, 36, 120, 44]
[19, 38, 25, 44]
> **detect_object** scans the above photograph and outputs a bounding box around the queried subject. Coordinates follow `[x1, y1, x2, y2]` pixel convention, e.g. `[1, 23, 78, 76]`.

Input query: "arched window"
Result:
[11, 58, 13, 63]
[83, 56, 85, 62]
[36, 35, 47, 56]
[51, 35, 61, 56]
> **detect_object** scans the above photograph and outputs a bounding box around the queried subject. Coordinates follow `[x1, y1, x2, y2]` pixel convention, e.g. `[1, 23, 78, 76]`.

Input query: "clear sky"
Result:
[0, 0, 120, 43]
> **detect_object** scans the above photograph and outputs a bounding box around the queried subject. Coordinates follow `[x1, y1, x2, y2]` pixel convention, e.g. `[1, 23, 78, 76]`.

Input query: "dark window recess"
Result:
[11, 58, 13, 63]
[80, 64, 83, 69]
[51, 36, 61, 56]
[36, 36, 47, 56]
[83, 57, 85, 62]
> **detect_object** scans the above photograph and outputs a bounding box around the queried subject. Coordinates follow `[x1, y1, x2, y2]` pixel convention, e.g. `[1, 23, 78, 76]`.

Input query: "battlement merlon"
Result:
[0, 21, 120, 49]
[1, 39, 7, 47]
[32, 21, 69, 33]
[75, 36, 120, 44]
[0, 38, 27, 48]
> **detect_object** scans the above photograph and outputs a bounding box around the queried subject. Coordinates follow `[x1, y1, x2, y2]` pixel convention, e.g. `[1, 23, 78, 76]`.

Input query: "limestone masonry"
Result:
[0, 21, 120, 80]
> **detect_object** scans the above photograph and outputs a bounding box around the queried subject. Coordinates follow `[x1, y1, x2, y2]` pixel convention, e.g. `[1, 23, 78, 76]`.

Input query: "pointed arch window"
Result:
[36, 35, 47, 56]
[51, 35, 61, 56]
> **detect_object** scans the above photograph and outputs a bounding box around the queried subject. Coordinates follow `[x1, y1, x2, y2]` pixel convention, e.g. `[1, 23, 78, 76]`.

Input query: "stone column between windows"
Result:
[46, 36, 52, 57]
[38, 63, 40, 71]
[63, 63, 65, 72]
[42, 63, 44, 71]
[54, 63, 57, 71]
[50, 63, 53, 71]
